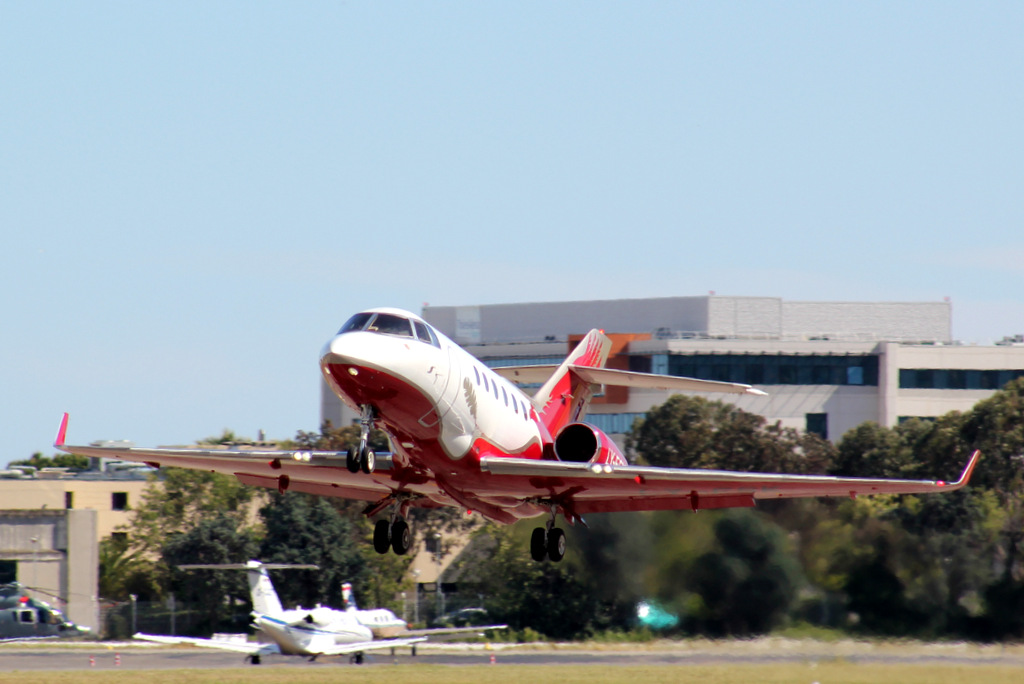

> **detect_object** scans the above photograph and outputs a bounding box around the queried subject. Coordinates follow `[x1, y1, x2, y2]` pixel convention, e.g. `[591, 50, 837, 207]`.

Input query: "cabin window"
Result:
[367, 314, 414, 338]
[338, 312, 373, 334]
[19, 610, 35, 624]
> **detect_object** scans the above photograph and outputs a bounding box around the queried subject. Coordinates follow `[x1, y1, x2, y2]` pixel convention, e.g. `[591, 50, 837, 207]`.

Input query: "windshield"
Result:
[367, 313, 414, 337]
[338, 311, 438, 345]
[338, 312, 373, 334]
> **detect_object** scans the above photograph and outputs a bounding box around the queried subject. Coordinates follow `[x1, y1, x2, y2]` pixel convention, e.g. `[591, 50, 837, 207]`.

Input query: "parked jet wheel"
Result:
[530, 527, 548, 562]
[346, 447, 359, 474]
[350, 652, 365, 665]
[547, 527, 566, 562]
[248, 654, 262, 665]
[391, 520, 412, 555]
[360, 447, 376, 474]
[373, 519, 391, 554]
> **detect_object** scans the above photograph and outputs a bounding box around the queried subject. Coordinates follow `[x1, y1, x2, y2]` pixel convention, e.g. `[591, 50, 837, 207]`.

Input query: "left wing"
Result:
[480, 450, 981, 514]
[133, 633, 280, 656]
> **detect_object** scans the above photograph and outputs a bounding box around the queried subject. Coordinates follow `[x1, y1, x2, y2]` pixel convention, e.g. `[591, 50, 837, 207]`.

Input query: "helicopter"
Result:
[0, 582, 85, 642]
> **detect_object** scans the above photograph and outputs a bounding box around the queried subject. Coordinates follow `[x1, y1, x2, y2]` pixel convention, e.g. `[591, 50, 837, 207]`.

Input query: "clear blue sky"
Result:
[3, 2, 1022, 465]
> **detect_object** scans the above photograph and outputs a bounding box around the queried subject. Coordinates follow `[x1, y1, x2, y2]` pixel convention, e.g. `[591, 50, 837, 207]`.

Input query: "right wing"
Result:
[316, 636, 426, 656]
[133, 632, 280, 656]
[402, 624, 508, 638]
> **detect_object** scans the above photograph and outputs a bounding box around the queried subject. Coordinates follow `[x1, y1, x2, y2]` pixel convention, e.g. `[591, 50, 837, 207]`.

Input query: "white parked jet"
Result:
[340, 582, 506, 639]
[134, 560, 425, 664]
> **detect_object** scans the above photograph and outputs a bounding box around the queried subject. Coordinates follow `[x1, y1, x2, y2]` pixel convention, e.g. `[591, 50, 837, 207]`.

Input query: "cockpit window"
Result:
[414, 321, 440, 347]
[339, 312, 373, 334]
[367, 314, 414, 337]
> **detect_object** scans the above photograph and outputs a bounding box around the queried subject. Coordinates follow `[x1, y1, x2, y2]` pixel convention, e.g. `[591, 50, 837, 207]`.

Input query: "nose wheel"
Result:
[346, 406, 377, 474]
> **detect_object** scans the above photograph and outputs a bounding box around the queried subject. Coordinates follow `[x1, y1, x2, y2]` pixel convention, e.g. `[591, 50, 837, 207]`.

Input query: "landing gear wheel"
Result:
[373, 519, 391, 554]
[360, 447, 376, 474]
[346, 447, 359, 474]
[391, 519, 412, 555]
[350, 652, 365, 665]
[547, 527, 566, 562]
[530, 527, 548, 562]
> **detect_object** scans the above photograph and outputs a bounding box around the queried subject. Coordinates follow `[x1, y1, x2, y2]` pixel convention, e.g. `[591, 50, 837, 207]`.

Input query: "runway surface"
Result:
[3, 640, 1024, 671]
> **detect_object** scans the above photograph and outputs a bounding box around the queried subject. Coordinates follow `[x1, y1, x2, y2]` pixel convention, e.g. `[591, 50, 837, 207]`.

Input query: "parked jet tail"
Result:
[532, 329, 612, 435]
[177, 561, 318, 616]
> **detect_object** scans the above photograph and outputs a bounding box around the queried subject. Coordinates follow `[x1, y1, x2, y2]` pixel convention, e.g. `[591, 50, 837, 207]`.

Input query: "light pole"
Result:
[29, 536, 38, 596]
[412, 569, 420, 626]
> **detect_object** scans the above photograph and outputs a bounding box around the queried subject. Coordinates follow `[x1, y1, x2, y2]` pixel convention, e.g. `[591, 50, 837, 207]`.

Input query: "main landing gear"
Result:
[530, 510, 566, 562]
[373, 517, 413, 555]
[346, 405, 376, 474]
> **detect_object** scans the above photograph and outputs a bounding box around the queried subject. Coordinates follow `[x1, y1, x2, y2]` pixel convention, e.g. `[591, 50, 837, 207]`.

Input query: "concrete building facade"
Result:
[0, 508, 98, 631]
[322, 296, 1024, 444]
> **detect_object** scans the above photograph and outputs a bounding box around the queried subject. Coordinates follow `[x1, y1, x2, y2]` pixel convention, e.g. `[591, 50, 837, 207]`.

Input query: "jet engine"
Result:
[553, 423, 628, 466]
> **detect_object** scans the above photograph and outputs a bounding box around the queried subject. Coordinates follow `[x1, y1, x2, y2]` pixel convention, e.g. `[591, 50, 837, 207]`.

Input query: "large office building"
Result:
[322, 296, 1024, 444]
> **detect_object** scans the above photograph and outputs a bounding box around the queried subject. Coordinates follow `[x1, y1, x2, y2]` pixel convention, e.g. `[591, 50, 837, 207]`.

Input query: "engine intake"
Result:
[553, 423, 627, 466]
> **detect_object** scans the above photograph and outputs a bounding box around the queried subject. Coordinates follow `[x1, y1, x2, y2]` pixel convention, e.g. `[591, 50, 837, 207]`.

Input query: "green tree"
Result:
[98, 535, 160, 601]
[10, 452, 89, 470]
[257, 492, 368, 610]
[162, 514, 259, 634]
[627, 395, 834, 474]
[686, 510, 802, 636]
[125, 467, 260, 558]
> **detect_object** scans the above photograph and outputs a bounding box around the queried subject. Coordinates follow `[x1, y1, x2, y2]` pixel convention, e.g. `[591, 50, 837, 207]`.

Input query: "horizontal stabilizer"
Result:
[492, 366, 767, 396]
[570, 366, 768, 396]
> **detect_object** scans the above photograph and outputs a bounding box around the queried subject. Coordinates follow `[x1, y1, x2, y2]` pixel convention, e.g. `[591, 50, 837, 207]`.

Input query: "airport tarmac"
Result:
[3, 639, 1024, 671]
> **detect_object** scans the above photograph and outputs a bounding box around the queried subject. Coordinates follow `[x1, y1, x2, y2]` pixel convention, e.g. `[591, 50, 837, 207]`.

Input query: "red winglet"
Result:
[951, 450, 981, 488]
[55, 413, 70, 448]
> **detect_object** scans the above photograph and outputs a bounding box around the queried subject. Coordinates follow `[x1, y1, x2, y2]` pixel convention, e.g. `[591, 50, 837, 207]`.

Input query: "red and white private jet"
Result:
[57, 307, 979, 562]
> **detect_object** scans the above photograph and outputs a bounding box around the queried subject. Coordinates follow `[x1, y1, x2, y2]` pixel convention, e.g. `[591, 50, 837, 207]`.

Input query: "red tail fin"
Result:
[534, 330, 611, 434]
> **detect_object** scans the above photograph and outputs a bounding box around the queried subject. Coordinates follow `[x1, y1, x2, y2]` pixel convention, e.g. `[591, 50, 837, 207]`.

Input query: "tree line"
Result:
[97, 378, 1024, 641]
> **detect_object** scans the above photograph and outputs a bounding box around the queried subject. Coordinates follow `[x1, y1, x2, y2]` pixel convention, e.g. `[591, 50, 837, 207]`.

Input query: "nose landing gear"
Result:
[346, 405, 377, 474]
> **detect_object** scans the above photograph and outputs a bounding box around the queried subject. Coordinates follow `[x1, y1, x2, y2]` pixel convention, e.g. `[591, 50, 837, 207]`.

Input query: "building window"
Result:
[667, 354, 878, 387]
[0, 560, 15, 584]
[111, 492, 129, 511]
[65, 491, 74, 509]
[806, 413, 828, 440]
[900, 368, 1024, 390]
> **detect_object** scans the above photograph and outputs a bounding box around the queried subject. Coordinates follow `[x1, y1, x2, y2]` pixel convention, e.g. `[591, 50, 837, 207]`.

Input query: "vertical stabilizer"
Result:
[533, 329, 612, 434]
[246, 561, 283, 616]
[341, 582, 357, 611]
